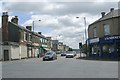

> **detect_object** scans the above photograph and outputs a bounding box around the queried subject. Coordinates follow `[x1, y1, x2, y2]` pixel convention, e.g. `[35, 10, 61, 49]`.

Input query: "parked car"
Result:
[66, 52, 75, 58]
[61, 52, 66, 56]
[73, 51, 77, 56]
[43, 51, 57, 61]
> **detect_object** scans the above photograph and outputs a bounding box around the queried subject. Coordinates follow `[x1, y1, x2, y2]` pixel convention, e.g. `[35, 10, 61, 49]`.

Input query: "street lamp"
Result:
[76, 17, 88, 57]
[84, 17, 87, 41]
[55, 34, 62, 40]
[32, 20, 41, 32]
[76, 17, 87, 43]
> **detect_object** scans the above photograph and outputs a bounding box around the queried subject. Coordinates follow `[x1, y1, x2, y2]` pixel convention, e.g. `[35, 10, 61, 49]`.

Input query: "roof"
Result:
[89, 9, 120, 27]
[9, 22, 46, 38]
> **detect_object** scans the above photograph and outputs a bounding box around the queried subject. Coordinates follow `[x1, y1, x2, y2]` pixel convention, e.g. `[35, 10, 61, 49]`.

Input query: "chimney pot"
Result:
[110, 8, 114, 12]
[2, 12, 8, 16]
[26, 26, 32, 31]
[38, 32, 41, 35]
[101, 12, 105, 18]
[11, 16, 18, 24]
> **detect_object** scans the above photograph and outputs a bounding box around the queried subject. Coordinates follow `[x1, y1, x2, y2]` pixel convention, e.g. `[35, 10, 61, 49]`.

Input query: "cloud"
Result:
[2, 2, 118, 16]
[1, 1, 118, 48]
[2, 0, 119, 2]
[22, 12, 102, 48]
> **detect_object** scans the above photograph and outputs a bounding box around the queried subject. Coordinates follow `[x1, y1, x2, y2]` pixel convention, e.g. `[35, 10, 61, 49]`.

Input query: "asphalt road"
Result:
[2, 54, 118, 78]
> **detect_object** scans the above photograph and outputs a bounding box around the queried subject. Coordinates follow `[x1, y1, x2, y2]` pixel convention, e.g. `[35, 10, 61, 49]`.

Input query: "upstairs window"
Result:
[104, 24, 110, 36]
[24, 32, 26, 41]
[93, 27, 97, 37]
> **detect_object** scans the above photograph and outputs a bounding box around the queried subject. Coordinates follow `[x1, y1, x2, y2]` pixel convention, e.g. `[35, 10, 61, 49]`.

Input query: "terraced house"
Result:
[2, 12, 49, 61]
[88, 8, 120, 58]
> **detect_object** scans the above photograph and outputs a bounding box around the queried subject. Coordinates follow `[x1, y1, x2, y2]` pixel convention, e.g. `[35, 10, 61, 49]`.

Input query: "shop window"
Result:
[104, 24, 110, 36]
[102, 45, 113, 54]
[91, 45, 100, 54]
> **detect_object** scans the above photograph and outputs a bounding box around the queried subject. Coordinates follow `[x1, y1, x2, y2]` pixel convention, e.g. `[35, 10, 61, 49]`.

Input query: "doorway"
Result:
[4, 50, 9, 61]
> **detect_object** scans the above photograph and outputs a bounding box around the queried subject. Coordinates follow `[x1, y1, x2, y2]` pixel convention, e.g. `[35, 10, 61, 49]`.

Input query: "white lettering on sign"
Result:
[105, 36, 120, 40]
[90, 38, 99, 44]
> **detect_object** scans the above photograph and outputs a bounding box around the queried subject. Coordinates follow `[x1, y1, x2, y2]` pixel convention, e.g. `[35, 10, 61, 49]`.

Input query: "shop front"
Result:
[88, 38, 100, 57]
[100, 35, 120, 58]
[88, 35, 120, 58]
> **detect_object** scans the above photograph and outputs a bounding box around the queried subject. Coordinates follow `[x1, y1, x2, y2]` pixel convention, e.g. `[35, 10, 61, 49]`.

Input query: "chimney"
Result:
[38, 32, 41, 35]
[110, 8, 114, 12]
[11, 16, 18, 24]
[2, 12, 9, 41]
[26, 26, 32, 31]
[101, 12, 105, 18]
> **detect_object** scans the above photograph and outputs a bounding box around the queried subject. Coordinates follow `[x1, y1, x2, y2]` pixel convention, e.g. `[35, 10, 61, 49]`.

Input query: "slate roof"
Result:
[9, 22, 46, 38]
[89, 9, 120, 26]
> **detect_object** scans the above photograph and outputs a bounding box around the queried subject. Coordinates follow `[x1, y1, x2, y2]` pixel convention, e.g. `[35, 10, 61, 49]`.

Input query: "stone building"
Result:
[1, 12, 49, 61]
[88, 8, 120, 58]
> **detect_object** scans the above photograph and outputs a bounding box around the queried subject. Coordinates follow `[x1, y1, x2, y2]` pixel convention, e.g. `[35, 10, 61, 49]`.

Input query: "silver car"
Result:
[43, 51, 57, 61]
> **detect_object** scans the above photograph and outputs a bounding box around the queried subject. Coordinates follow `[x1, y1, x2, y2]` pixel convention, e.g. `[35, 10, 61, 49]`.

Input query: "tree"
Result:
[68, 48, 73, 51]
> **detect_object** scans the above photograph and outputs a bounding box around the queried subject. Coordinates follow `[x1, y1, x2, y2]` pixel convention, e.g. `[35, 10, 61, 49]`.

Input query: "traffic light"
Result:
[79, 42, 82, 49]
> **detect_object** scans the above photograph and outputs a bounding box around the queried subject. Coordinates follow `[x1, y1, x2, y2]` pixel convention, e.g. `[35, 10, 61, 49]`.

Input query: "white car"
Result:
[66, 52, 74, 58]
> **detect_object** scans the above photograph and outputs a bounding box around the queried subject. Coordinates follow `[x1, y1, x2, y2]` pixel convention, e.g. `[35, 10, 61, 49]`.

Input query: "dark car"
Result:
[61, 52, 66, 56]
[43, 51, 57, 61]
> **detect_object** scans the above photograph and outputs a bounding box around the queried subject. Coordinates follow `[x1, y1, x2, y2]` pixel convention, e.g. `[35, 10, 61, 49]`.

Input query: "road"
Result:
[2, 54, 118, 78]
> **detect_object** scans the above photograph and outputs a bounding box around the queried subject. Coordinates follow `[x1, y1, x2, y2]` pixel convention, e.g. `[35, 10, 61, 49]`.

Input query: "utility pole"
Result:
[84, 17, 87, 55]
[33, 21, 35, 32]
[84, 17, 87, 41]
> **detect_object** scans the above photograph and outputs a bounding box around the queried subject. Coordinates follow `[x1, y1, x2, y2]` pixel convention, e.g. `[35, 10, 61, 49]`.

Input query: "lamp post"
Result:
[76, 17, 87, 43]
[55, 34, 62, 40]
[76, 17, 88, 57]
[32, 20, 41, 32]
[84, 17, 87, 41]
[32, 20, 41, 58]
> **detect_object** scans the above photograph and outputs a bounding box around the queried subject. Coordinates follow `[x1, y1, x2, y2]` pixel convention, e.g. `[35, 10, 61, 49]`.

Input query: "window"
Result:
[40, 38, 42, 42]
[93, 27, 97, 37]
[104, 24, 110, 36]
[24, 32, 26, 41]
[26, 33, 28, 41]
[30, 34, 32, 41]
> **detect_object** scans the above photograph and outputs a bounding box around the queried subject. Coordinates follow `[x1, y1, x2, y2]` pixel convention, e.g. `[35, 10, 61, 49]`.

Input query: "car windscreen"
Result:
[66, 52, 73, 54]
[45, 53, 52, 55]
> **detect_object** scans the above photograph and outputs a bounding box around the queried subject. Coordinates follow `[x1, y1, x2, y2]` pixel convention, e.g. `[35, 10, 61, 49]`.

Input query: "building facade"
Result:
[0, 28, 2, 60]
[58, 42, 64, 52]
[38, 33, 49, 57]
[46, 37, 52, 50]
[51, 40, 58, 53]
[1, 12, 49, 61]
[88, 8, 120, 58]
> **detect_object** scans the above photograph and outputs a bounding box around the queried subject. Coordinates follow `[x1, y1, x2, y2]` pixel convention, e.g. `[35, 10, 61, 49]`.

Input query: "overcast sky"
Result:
[0, 0, 119, 49]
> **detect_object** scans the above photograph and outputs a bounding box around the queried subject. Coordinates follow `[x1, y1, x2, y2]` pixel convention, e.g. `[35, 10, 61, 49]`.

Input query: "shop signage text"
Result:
[105, 35, 120, 40]
[89, 38, 99, 44]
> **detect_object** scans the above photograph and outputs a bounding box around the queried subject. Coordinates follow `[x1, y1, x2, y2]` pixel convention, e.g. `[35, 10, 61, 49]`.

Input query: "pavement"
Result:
[2, 54, 118, 78]
[0, 62, 2, 79]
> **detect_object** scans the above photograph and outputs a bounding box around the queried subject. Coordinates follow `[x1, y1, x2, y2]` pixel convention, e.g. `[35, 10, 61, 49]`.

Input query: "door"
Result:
[117, 43, 120, 57]
[4, 50, 9, 61]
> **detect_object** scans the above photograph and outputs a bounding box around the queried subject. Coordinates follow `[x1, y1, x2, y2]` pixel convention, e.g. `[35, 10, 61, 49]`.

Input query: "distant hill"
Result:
[72, 49, 80, 51]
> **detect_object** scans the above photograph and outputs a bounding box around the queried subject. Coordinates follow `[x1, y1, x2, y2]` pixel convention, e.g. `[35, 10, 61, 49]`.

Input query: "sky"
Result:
[0, 0, 119, 49]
